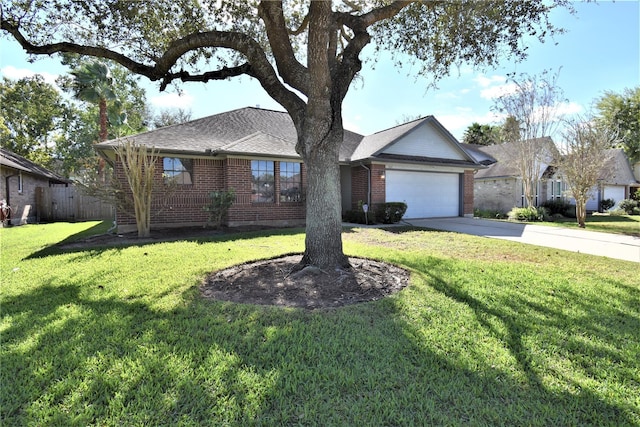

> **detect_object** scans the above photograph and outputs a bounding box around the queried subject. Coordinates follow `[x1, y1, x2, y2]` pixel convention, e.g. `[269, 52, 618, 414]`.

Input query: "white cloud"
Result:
[473, 74, 506, 88]
[0, 65, 59, 86]
[479, 82, 518, 100]
[150, 91, 195, 109]
[435, 108, 503, 141]
[555, 101, 583, 116]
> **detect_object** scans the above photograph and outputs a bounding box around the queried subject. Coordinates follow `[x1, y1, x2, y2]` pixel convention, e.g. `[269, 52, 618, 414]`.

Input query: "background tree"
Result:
[462, 122, 500, 146]
[2, 0, 574, 270]
[559, 116, 616, 227]
[151, 108, 193, 129]
[493, 70, 566, 207]
[595, 87, 640, 164]
[56, 58, 151, 178]
[0, 76, 71, 167]
[500, 115, 521, 143]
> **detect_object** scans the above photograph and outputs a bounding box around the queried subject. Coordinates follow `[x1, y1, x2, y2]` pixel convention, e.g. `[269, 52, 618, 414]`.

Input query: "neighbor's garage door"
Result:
[385, 170, 459, 218]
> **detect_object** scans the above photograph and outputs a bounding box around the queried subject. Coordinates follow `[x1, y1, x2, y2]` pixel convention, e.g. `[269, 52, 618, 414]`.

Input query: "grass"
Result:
[1, 222, 639, 426]
[540, 214, 640, 237]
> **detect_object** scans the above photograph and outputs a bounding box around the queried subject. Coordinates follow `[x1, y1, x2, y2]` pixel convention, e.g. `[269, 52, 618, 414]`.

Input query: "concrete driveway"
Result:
[404, 217, 640, 263]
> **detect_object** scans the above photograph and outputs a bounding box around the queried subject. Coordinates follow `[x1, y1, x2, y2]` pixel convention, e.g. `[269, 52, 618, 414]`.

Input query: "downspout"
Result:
[360, 163, 371, 208]
[4, 174, 14, 207]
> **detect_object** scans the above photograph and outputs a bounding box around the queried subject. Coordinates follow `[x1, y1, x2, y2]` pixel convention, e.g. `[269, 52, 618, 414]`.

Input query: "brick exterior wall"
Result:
[474, 177, 521, 214]
[463, 170, 474, 217]
[114, 156, 306, 231]
[1, 167, 59, 225]
[350, 163, 386, 211]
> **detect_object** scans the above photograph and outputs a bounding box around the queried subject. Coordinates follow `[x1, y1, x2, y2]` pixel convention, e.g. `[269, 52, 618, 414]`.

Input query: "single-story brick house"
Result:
[96, 107, 483, 231]
[0, 148, 70, 225]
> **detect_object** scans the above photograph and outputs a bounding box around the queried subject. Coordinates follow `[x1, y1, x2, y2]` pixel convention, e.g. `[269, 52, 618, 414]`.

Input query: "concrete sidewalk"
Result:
[403, 217, 640, 263]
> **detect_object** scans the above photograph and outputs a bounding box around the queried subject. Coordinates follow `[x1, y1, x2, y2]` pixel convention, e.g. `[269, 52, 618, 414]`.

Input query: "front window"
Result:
[552, 180, 564, 200]
[17, 172, 23, 193]
[280, 162, 301, 202]
[251, 160, 274, 203]
[163, 157, 193, 185]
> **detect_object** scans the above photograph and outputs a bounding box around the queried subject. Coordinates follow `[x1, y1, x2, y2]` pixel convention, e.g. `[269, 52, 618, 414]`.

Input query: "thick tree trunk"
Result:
[297, 114, 350, 270]
[300, 135, 350, 269]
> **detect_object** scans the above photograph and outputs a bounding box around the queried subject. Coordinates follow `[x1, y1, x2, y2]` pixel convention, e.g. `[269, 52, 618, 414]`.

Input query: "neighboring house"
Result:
[466, 137, 560, 213]
[0, 148, 70, 225]
[576, 148, 640, 211]
[95, 107, 483, 232]
[467, 141, 640, 214]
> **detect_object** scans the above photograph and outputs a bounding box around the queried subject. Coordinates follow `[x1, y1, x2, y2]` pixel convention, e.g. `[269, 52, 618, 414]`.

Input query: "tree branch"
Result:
[257, 1, 309, 94]
[2, 16, 306, 119]
[160, 63, 254, 91]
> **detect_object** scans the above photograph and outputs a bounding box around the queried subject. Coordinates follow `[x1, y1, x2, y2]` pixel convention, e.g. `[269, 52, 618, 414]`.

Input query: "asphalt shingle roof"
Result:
[0, 148, 69, 183]
[97, 107, 365, 162]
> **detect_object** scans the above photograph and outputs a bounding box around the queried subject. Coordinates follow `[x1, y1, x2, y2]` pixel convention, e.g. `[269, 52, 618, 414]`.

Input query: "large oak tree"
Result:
[2, 0, 572, 270]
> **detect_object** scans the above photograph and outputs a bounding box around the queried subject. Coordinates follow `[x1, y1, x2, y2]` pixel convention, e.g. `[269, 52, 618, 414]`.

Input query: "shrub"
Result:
[599, 198, 615, 211]
[508, 206, 549, 222]
[343, 209, 377, 224]
[473, 208, 507, 219]
[619, 199, 639, 215]
[203, 189, 235, 229]
[541, 199, 573, 216]
[375, 202, 408, 224]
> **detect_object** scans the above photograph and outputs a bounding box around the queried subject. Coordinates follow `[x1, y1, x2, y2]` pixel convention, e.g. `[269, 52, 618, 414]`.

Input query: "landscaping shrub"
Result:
[599, 198, 615, 211]
[343, 209, 376, 224]
[619, 199, 639, 215]
[203, 189, 235, 229]
[375, 202, 408, 224]
[508, 206, 549, 222]
[541, 199, 573, 216]
[473, 208, 507, 219]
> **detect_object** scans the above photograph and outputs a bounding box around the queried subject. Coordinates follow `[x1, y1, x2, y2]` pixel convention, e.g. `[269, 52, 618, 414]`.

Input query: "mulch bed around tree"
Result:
[200, 254, 410, 309]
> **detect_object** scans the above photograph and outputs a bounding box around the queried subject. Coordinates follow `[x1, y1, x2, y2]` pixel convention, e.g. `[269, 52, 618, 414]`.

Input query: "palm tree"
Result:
[70, 61, 118, 143]
[71, 61, 121, 179]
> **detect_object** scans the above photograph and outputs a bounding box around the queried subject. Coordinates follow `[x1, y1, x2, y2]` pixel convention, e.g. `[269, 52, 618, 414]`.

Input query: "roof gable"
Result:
[351, 116, 477, 165]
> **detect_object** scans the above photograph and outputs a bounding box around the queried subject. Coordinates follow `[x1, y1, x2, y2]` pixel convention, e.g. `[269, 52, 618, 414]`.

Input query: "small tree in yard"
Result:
[2, 0, 575, 271]
[114, 140, 159, 238]
[493, 70, 566, 208]
[560, 116, 616, 228]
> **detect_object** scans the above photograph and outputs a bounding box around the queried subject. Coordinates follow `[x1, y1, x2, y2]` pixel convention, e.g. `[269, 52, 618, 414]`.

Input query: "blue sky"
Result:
[1, 1, 638, 141]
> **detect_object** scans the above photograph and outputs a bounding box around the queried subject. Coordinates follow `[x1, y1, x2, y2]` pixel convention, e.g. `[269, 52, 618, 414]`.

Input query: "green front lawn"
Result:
[1, 222, 638, 426]
[541, 214, 640, 237]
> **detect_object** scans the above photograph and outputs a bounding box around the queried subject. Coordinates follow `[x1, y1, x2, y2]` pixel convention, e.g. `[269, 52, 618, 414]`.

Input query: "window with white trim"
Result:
[163, 157, 193, 185]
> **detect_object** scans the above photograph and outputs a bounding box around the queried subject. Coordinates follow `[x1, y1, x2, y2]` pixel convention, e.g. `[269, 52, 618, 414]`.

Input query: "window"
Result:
[251, 160, 274, 203]
[552, 180, 564, 200]
[17, 172, 23, 193]
[163, 157, 193, 185]
[280, 162, 301, 202]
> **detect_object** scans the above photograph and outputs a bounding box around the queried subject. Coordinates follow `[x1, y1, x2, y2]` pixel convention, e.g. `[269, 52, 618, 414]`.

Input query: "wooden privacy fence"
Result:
[35, 186, 115, 222]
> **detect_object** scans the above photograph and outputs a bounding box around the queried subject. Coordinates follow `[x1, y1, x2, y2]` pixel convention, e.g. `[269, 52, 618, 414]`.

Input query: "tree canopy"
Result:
[0, 75, 70, 167]
[595, 87, 640, 164]
[462, 122, 500, 146]
[2, 0, 574, 270]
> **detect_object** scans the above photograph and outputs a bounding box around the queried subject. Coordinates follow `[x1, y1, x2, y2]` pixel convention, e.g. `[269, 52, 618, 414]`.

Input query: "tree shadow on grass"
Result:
[23, 226, 305, 260]
[2, 257, 637, 425]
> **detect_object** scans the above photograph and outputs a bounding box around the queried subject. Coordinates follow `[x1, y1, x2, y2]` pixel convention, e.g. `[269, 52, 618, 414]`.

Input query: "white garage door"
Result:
[604, 186, 626, 205]
[385, 170, 460, 218]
